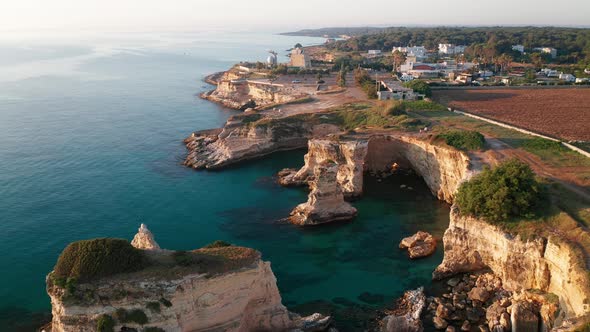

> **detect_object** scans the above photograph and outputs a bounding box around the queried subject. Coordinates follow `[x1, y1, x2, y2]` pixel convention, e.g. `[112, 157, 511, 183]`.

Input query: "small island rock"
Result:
[399, 231, 437, 259]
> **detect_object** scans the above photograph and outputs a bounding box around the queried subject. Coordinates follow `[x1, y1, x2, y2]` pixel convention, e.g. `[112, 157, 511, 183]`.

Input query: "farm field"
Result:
[432, 88, 590, 142]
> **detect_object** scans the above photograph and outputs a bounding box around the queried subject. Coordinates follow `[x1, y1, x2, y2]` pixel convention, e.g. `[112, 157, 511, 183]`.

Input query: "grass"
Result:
[437, 130, 486, 151]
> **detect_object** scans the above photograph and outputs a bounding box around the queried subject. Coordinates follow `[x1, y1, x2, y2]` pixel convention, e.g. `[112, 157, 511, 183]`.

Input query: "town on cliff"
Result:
[45, 28, 590, 332]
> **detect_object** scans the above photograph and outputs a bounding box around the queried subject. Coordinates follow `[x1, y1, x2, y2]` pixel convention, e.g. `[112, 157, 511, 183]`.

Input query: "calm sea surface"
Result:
[0, 31, 449, 330]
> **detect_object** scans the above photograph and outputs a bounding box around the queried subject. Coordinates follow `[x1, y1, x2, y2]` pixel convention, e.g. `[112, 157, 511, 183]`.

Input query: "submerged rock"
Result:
[399, 231, 437, 259]
[130, 223, 160, 250]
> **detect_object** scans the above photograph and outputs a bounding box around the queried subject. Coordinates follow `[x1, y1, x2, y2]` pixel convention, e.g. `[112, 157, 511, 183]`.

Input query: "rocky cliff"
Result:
[279, 135, 472, 204]
[47, 226, 329, 332]
[184, 113, 340, 169]
[434, 207, 590, 323]
[204, 79, 307, 110]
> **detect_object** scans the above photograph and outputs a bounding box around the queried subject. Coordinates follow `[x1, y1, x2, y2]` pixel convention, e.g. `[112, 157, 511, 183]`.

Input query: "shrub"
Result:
[455, 159, 544, 223]
[144, 328, 165, 332]
[402, 100, 447, 111]
[403, 80, 432, 97]
[146, 301, 161, 313]
[96, 314, 115, 332]
[383, 101, 406, 116]
[438, 130, 486, 151]
[522, 137, 565, 153]
[172, 251, 194, 267]
[114, 308, 148, 325]
[203, 240, 232, 249]
[53, 239, 147, 282]
[159, 297, 173, 307]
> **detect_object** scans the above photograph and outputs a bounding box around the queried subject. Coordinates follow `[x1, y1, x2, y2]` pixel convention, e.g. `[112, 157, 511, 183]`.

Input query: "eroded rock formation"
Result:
[290, 161, 357, 225]
[184, 113, 340, 169]
[47, 227, 330, 332]
[130, 223, 160, 250]
[434, 206, 590, 321]
[399, 231, 437, 259]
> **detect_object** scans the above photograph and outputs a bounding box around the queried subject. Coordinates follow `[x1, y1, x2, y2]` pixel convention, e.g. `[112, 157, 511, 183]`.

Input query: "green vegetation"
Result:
[456, 159, 545, 223]
[522, 137, 567, 155]
[403, 80, 431, 97]
[325, 27, 590, 66]
[402, 100, 447, 111]
[96, 314, 115, 332]
[146, 301, 161, 313]
[53, 238, 147, 283]
[143, 328, 165, 332]
[354, 68, 377, 99]
[203, 240, 232, 249]
[437, 130, 486, 151]
[114, 308, 148, 325]
[159, 297, 173, 307]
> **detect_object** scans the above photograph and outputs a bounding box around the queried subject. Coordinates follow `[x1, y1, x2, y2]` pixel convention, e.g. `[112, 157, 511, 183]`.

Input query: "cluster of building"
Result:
[511, 45, 558, 58]
[538, 68, 587, 83]
[377, 80, 425, 101]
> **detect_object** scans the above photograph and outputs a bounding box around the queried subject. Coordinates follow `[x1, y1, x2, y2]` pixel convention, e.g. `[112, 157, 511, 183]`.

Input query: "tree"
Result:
[294, 43, 303, 49]
[455, 159, 544, 223]
[337, 64, 347, 87]
[498, 54, 513, 73]
[392, 50, 406, 72]
[403, 80, 431, 97]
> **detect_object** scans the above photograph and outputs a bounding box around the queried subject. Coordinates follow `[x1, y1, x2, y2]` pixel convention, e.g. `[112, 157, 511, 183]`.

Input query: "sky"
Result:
[1, 0, 589, 35]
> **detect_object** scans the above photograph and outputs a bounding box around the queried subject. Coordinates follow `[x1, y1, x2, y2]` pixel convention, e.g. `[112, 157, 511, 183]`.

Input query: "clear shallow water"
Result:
[0, 31, 449, 330]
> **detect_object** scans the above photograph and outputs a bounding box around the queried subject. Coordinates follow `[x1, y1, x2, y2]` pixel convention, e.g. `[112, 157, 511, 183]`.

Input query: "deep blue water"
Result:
[0, 31, 449, 330]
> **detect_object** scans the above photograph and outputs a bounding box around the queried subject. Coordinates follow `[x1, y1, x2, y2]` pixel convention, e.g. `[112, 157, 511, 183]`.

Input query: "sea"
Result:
[0, 30, 450, 331]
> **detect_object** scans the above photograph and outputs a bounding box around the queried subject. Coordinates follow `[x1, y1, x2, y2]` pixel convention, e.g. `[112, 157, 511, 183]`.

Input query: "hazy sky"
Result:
[2, 0, 589, 34]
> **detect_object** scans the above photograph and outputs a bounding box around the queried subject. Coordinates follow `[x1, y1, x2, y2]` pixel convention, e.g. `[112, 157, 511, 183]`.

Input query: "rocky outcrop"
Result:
[130, 223, 160, 250]
[47, 228, 331, 332]
[204, 79, 308, 110]
[279, 139, 368, 198]
[399, 231, 437, 259]
[184, 113, 340, 169]
[279, 135, 472, 204]
[290, 162, 357, 226]
[433, 206, 590, 321]
[381, 287, 426, 332]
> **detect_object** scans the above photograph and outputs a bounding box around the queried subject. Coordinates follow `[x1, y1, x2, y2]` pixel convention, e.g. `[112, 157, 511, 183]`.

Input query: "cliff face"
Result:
[184, 114, 340, 169]
[47, 226, 329, 332]
[204, 80, 307, 110]
[49, 260, 291, 332]
[280, 135, 472, 204]
[434, 207, 590, 320]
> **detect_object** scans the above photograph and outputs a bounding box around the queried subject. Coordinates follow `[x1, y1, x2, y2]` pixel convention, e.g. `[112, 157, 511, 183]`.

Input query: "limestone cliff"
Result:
[47, 227, 330, 332]
[204, 79, 308, 110]
[184, 113, 340, 169]
[279, 135, 472, 204]
[434, 207, 590, 322]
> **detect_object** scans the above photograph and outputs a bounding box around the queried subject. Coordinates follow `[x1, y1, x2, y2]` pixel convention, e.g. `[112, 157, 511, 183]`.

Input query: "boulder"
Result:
[468, 287, 490, 303]
[292, 313, 332, 332]
[399, 231, 437, 259]
[381, 288, 426, 332]
[510, 301, 539, 332]
[433, 316, 448, 330]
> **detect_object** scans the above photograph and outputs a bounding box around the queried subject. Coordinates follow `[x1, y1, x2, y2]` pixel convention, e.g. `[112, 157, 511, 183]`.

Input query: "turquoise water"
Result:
[0, 31, 449, 331]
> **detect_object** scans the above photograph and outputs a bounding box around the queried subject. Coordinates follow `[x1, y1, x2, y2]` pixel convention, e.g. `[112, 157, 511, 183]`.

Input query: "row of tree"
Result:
[328, 27, 590, 65]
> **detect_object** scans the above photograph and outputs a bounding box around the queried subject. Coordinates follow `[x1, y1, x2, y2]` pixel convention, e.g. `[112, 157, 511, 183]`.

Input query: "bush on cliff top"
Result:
[455, 159, 544, 223]
[96, 314, 115, 332]
[437, 130, 486, 151]
[53, 238, 147, 282]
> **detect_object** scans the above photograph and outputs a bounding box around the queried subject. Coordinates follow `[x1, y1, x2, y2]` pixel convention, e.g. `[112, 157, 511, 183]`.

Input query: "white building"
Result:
[439, 44, 466, 55]
[584, 68, 590, 74]
[575, 78, 589, 84]
[378, 80, 424, 101]
[512, 45, 525, 53]
[541, 68, 559, 77]
[392, 46, 427, 59]
[559, 73, 576, 82]
[534, 47, 557, 58]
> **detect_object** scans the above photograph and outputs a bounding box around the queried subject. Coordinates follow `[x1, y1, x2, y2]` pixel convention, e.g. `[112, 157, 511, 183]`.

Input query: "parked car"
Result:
[292, 80, 302, 84]
[316, 80, 325, 84]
